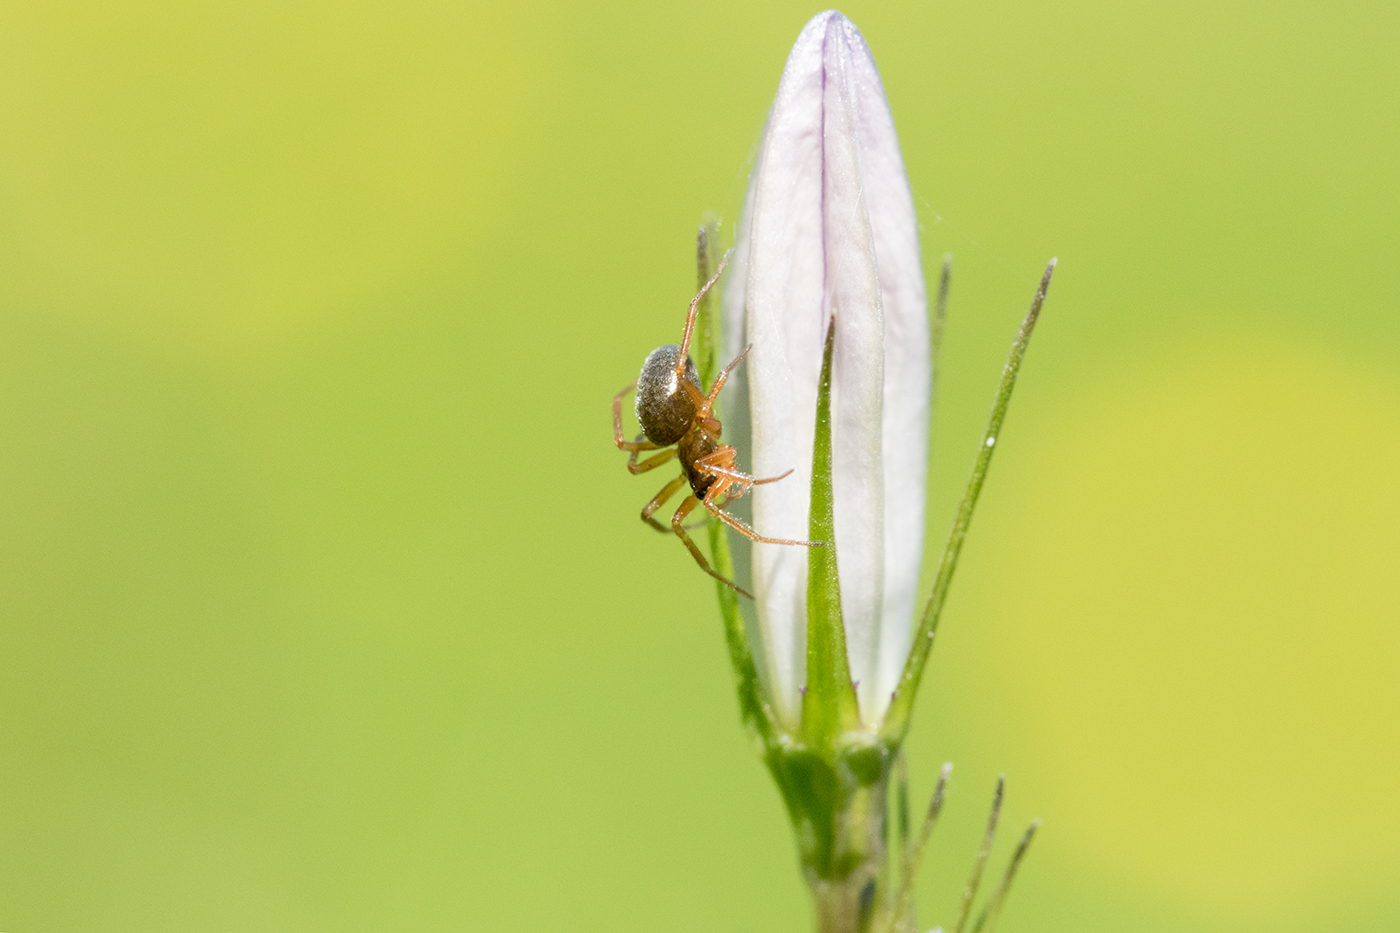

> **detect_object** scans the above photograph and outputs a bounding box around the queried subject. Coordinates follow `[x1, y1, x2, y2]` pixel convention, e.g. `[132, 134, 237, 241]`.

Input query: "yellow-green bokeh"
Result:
[1, 1, 1397, 930]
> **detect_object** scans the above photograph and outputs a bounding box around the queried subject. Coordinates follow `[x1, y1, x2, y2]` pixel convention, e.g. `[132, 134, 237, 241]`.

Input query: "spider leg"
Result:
[679, 376, 706, 410]
[709, 488, 738, 510]
[693, 451, 754, 501]
[695, 449, 793, 489]
[699, 464, 754, 498]
[672, 494, 753, 598]
[613, 382, 659, 453]
[641, 474, 688, 533]
[703, 463, 795, 488]
[675, 249, 734, 382]
[704, 494, 824, 548]
[627, 441, 677, 475]
[700, 344, 751, 414]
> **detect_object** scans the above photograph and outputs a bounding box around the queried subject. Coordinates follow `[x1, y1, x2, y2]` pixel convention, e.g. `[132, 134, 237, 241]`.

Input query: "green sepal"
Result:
[698, 221, 779, 746]
[882, 260, 1056, 742]
[712, 519, 778, 747]
[694, 218, 721, 390]
[802, 317, 861, 748]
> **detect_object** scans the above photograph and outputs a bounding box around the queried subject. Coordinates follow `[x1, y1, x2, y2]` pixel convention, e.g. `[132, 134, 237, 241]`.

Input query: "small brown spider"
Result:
[612, 250, 822, 598]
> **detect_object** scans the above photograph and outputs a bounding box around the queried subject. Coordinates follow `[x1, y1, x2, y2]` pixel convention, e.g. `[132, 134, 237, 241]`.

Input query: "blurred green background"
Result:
[2, 1, 1397, 929]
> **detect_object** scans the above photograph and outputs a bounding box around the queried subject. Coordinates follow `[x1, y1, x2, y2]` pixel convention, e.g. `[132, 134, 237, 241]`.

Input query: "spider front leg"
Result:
[694, 446, 794, 498]
[699, 345, 750, 416]
[671, 494, 753, 599]
[702, 481, 824, 548]
[675, 249, 733, 383]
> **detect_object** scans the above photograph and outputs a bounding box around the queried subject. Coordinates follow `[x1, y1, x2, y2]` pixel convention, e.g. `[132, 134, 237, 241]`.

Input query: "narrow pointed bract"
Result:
[722, 9, 929, 727]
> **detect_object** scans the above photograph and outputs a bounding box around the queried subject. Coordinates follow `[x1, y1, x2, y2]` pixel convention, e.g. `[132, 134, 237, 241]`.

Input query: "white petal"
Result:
[846, 25, 930, 721]
[822, 17, 887, 725]
[723, 11, 928, 727]
[723, 13, 827, 727]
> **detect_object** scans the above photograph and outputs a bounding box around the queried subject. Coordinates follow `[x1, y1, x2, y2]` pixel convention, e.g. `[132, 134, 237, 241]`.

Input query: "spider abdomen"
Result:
[635, 345, 700, 446]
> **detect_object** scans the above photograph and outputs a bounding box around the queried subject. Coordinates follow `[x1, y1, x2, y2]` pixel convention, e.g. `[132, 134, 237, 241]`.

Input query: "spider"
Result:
[612, 250, 822, 598]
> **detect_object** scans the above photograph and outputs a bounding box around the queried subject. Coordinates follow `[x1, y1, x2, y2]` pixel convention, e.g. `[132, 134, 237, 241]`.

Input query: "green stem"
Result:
[799, 770, 889, 933]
